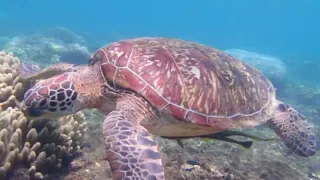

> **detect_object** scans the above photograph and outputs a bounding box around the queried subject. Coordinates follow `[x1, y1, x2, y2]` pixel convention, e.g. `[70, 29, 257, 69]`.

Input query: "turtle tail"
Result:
[268, 101, 317, 157]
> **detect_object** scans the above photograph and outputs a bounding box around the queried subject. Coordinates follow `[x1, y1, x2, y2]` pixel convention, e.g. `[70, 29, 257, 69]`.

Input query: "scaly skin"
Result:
[21, 64, 104, 119]
[103, 94, 165, 180]
[268, 101, 317, 157]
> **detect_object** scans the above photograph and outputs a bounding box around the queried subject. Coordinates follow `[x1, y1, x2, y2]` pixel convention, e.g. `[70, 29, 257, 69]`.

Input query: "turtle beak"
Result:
[20, 101, 45, 119]
[24, 107, 45, 118]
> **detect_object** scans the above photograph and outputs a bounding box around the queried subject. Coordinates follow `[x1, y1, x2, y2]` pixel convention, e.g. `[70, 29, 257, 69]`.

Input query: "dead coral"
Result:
[0, 52, 87, 180]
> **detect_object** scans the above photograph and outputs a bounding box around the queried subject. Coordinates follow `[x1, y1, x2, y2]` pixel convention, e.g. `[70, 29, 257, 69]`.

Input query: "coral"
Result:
[0, 52, 24, 110]
[286, 59, 320, 87]
[293, 85, 320, 106]
[2, 27, 91, 65]
[0, 52, 87, 179]
[283, 83, 320, 107]
[43, 26, 87, 46]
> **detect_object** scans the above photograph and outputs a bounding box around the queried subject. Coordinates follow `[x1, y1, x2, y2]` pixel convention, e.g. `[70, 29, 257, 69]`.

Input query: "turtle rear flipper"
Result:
[268, 101, 317, 157]
[18, 62, 78, 81]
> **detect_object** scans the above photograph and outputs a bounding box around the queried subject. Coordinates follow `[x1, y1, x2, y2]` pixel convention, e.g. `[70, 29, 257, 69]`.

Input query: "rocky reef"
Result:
[0, 27, 91, 66]
[52, 119, 319, 180]
[283, 84, 320, 107]
[0, 52, 87, 179]
[224, 49, 287, 86]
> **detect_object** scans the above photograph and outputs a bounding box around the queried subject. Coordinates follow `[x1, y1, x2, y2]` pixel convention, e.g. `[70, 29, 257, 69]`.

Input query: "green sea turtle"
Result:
[18, 37, 316, 180]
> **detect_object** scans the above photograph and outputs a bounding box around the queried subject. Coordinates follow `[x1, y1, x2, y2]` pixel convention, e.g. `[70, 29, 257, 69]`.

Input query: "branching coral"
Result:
[0, 52, 24, 110]
[0, 52, 87, 179]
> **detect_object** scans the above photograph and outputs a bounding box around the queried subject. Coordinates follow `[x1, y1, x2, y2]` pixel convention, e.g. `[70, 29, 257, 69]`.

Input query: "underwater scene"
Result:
[0, 1, 319, 180]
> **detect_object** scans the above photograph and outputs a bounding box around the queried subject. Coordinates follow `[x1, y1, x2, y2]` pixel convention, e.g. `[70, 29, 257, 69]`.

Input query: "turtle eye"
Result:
[278, 103, 287, 112]
[39, 99, 47, 108]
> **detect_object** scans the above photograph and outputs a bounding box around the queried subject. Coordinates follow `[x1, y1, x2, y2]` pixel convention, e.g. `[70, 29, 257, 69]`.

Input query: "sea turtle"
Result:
[18, 37, 316, 180]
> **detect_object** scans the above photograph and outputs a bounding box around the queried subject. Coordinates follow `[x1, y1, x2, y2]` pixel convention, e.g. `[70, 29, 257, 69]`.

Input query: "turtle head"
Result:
[17, 62, 104, 119]
[22, 72, 84, 119]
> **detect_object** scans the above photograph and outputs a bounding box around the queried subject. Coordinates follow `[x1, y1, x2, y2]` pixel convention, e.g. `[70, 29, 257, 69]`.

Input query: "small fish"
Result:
[200, 137, 253, 149]
[162, 130, 276, 149]
[186, 160, 200, 166]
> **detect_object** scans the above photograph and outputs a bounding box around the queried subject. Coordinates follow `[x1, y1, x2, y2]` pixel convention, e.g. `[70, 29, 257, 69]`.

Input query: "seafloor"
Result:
[41, 109, 320, 180]
[1, 27, 319, 180]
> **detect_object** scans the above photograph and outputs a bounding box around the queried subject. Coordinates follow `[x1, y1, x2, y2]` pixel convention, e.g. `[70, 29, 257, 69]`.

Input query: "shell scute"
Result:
[185, 111, 208, 126]
[128, 44, 186, 107]
[207, 116, 232, 129]
[115, 68, 146, 91]
[93, 49, 109, 64]
[164, 44, 223, 115]
[163, 104, 187, 121]
[100, 41, 135, 67]
[100, 62, 117, 83]
[140, 85, 167, 108]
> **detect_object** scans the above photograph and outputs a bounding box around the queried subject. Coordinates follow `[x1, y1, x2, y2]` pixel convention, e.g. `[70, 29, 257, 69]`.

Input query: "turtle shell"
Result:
[91, 37, 276, 129]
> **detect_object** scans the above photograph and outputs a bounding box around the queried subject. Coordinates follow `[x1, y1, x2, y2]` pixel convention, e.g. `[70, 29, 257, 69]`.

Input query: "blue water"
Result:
[1, 0, 320, 59]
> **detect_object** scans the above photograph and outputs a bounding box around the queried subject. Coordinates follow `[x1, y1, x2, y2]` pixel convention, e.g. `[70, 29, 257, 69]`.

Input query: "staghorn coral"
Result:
[0, 52, 87, 180]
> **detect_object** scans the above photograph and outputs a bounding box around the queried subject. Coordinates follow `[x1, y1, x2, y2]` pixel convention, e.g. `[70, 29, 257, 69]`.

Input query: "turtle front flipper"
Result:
[268, 101, 317, 157]
[18, 62, 78, 81]
[103, 100, 165, 180]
